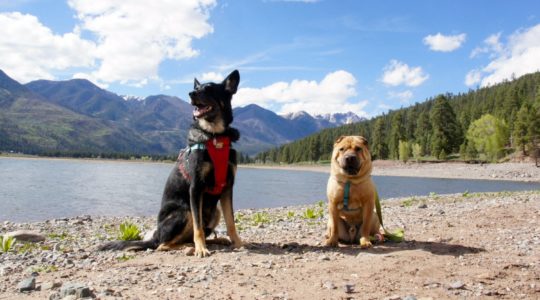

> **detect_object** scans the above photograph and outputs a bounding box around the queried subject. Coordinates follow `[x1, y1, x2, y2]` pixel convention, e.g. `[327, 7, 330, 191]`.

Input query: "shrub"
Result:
[117, 222, 142, 241]
[1, 235, 17, 253]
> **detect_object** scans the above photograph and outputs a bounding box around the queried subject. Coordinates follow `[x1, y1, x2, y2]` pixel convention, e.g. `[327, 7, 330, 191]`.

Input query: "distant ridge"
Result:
[1, 69, 361, 156]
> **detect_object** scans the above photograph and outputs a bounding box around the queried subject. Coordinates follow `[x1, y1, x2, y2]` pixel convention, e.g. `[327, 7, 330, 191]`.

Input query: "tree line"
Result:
[256, 72, 540, 164]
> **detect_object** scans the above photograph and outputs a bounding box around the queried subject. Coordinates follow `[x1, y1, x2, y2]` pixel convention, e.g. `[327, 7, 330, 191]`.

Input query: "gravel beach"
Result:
[1, 162, 539, 299]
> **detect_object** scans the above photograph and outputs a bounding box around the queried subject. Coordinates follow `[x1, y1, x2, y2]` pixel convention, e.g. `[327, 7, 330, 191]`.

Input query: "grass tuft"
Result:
[117, 221, 142, 241]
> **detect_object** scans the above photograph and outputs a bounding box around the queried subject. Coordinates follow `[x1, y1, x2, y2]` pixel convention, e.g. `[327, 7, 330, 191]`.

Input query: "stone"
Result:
[343, 283, 355, 294]
[418, 203, 428, 209]
[322, 281, 336, 290]
[448, 281, 465, 290]
[17, 277, 36, 292]
[60, 282, 93, 298]
[6, 230, 45, 242]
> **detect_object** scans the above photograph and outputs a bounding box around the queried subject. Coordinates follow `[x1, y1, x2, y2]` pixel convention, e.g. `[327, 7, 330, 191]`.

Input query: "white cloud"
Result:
[0, 1, 216, 85]
[0, 12, 96, 83]
[388, 90, 413, 104]
[68, 0, 216, 85]
[470, 33, 503, 58]
[200, 72, 225, 82]
[466, 24, 540, 87]
[423, 33, 466, 52]
[381, 60, 429, 87]
[464, 69, 482, 86]
[235, 70, 368, 117]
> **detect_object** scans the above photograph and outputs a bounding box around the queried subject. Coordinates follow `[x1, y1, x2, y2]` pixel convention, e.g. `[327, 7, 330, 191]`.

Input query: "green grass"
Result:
[117, 221, 142, 241]
[1, 235, 17, 253]
[302, 207, 324, 219]
[48, 232, 69, 240]
[251, 212, 271, 225]
[117, 253, 135, 262]
[401, 197, 416, 207]
[30, 264, 58, 273]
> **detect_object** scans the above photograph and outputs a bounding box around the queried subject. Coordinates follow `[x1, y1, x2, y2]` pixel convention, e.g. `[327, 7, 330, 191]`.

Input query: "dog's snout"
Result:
[345, 154, 357, 164]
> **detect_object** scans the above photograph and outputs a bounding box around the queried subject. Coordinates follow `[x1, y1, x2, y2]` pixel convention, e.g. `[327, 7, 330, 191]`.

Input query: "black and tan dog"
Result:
[99, 70, 243, 257]
[325, 136, 382, 248]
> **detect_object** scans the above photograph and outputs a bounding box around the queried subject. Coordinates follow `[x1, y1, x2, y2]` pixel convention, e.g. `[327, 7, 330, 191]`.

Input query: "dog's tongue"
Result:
[193, 105, 211, 118]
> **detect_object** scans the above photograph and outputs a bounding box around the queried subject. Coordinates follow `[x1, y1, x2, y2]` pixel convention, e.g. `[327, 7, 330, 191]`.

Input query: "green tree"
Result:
[398, 140, 410, 162]
[466, 114, 509, 162]
[371, 117, 389, 160]
[411, 143, 422, 162]
[389, 111, 405, 159]
[430, 95, 462, 159]
[512, 104, 530, 155]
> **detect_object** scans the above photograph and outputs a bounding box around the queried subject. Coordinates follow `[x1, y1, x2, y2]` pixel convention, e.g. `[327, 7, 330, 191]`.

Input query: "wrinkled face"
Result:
[188, 70, 239, 128]
[332, 136, 371, 176]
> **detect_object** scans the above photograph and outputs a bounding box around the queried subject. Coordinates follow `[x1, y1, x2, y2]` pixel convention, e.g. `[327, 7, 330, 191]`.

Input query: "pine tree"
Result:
[371, 117, 388, 160]
[512, 104, 530, 155]
[430, 95, 462, 159]
[388, 111, 405, 160]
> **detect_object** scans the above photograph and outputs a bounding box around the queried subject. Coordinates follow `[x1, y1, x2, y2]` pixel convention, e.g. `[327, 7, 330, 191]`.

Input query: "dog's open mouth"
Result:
[193, 105, 213, 118]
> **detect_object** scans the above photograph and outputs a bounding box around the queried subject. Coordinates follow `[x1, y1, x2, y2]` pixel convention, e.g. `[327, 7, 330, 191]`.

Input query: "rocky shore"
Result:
[1, 189, 539, 299]
[243, 161, 540, 182]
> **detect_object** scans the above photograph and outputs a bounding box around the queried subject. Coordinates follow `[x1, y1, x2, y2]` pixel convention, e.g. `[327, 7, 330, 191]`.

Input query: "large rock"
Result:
[5, 230, 46, 242]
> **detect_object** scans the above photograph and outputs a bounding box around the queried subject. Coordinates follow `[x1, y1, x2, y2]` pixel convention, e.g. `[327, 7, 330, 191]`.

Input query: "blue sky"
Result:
[1, 0, 539, 117]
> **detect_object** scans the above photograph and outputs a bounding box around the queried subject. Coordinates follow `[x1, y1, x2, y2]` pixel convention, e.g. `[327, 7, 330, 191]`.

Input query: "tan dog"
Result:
[325, 136, 382, 248]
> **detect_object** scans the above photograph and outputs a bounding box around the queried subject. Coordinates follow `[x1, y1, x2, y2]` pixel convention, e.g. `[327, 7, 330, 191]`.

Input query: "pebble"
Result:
[17, 277, 36, 292]
[448, 281, 465, 290]
[343, 283, 355, 294]
[418, 203, 428, 209]
[57, 282, 93, 299]
[322, 281, 336, 290]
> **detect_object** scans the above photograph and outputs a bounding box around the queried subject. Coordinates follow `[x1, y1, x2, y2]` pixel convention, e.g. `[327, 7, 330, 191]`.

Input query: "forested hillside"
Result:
[256, 72, 540, 163]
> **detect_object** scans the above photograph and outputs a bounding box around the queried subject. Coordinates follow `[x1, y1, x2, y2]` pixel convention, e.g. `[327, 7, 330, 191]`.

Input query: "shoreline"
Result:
[241, 160, 540, 182]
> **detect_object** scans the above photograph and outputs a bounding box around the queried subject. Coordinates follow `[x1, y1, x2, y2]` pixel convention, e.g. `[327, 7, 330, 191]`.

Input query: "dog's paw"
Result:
[324, 238, 338, 247]
[195, 246, 211, 258]
[231, 239, 244, 249]
[360, 237, 373, 249]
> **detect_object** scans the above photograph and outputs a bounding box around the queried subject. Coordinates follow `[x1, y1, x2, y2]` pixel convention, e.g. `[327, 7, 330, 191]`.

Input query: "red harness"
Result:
[204, 137, 230, 195]
[178, 136, 231, 195]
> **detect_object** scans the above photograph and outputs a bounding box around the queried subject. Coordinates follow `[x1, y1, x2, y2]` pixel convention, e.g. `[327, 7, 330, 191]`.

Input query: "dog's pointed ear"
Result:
[194, 78, 201, 90]
[223, 70, 240, 94]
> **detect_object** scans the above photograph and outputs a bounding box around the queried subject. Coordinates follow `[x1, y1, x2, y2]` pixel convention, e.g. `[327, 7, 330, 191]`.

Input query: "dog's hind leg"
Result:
[156, 212, 193, 251]
[220, 187, 243, 248]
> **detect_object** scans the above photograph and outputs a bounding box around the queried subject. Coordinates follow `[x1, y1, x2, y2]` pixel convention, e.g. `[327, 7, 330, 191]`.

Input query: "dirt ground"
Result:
[2, 190, 539, 300]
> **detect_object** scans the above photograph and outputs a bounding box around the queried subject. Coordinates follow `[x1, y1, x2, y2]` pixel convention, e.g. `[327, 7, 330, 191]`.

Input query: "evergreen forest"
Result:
[256, 72, 540, 163]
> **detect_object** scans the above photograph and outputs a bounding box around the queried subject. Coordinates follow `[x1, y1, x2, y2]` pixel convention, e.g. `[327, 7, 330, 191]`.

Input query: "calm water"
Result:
[1, 157, 538, 222]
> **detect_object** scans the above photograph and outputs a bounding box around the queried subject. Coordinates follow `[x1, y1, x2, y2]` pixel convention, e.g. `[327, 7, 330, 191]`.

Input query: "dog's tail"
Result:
[98, 238, 159, 251]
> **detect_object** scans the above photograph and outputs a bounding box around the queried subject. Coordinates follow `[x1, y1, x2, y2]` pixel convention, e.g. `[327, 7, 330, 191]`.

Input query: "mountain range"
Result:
[0, 69, 363, 156]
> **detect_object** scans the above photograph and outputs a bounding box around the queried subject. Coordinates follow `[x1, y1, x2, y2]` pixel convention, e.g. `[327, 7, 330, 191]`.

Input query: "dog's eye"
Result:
[339, 147, 344, 152]
[355, 147, 362, 152]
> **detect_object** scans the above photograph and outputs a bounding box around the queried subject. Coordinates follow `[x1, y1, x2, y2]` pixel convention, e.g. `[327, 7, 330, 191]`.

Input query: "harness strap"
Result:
[342, 181, 361, 211]
[177, 137, 231, 196]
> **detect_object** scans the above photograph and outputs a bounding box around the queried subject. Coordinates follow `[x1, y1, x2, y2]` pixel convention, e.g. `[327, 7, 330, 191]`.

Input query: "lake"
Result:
[1, 157, 539, 222]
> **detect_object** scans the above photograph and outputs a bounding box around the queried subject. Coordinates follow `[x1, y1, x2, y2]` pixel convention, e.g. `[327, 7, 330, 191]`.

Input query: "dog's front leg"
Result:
[360, 200, 374, 249]
[220, 188, 243, 248]
[325, 202, 340, 247]
[190, 184, 210, 257]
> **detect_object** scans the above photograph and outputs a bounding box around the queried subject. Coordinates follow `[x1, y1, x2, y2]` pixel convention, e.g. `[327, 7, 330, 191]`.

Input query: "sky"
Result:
[1, 0, 540, 118]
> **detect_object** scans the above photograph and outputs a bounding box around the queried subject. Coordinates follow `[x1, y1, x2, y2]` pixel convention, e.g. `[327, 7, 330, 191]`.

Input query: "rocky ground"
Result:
[1, 189, 539, 299]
